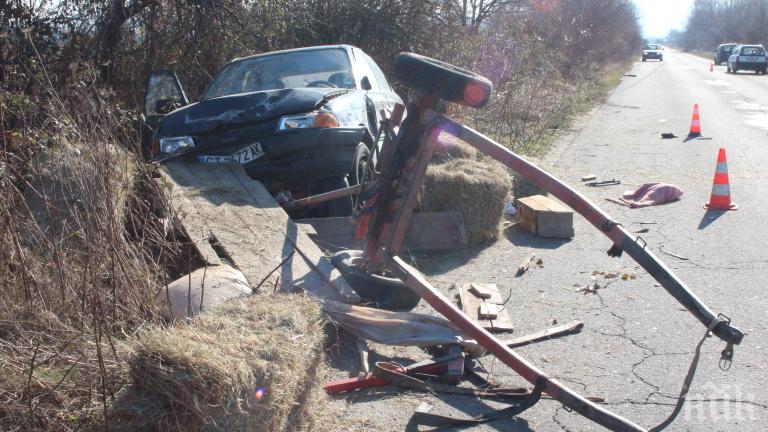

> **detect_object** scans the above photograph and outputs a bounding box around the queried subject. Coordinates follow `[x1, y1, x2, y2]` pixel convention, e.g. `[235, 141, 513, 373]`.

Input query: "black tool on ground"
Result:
[661, 132, 677, 139]
[412, 381, 544, 427]
[586, 179, 621, 187]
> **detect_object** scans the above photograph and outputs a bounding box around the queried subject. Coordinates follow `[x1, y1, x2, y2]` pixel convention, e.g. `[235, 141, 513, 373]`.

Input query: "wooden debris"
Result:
[478, 303, 498, 320]
[516, 195, 574, 239]
[296, 212, 467, 252]
[160, 161, 359, 303]
[498, 321, 584, 348]
[458, 284, 513, 332]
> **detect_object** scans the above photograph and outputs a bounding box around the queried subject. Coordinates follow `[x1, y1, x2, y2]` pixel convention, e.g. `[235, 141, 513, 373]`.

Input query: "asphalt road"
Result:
[327, 50, 768, 431]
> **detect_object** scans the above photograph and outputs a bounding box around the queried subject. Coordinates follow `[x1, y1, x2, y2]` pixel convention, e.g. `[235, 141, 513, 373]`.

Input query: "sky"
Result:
[633, 0, 695, 39]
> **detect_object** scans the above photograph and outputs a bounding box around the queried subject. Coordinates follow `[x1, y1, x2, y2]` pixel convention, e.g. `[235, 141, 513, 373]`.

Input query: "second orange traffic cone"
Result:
[704, 148, 737, 210]
[688, 103, 702, 137]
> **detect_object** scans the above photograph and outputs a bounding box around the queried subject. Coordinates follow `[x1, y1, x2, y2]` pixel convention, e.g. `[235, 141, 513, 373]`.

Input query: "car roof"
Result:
[737, 44, 765, 49]
[227, 45, 355, 65]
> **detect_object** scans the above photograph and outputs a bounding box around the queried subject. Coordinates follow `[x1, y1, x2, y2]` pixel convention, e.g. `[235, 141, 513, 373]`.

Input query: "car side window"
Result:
[354, 49, 381, 91]
[364, 54, 392, 92]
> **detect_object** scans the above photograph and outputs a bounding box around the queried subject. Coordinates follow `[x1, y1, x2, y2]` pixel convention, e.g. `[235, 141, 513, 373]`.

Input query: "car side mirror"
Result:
[361, 76, 372, 91]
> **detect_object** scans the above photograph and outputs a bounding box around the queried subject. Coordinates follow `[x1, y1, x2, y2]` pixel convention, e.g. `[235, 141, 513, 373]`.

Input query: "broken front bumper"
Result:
[242, 127, 365, 182]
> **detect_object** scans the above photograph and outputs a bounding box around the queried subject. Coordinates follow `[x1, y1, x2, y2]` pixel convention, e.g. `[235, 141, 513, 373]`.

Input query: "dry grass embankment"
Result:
[1, 82, 181, 430]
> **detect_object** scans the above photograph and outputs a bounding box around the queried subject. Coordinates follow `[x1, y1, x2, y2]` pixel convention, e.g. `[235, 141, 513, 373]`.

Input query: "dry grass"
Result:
[1, 78, 180, 430]
[419, 158, 510, 244]
[110, 293, 329, 432]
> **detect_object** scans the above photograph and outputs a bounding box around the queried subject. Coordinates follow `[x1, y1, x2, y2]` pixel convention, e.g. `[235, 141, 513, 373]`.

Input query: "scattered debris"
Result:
[661, 132, 678, 139]
[623, 74, 637, 77]
[322, 301, 484, 354]
[606, 182, 683, 208]
[660, 249, 690, 261]
[581, 174, 597, 182]
[355, 337, 370, 376]
[497, 321, 584, 349]
[516, 253, 537, 276]
[504, 201, 517, 216]
[458, 283, 514, 332]
[586, 179, 621, 187]
[634, 228, 650, 233]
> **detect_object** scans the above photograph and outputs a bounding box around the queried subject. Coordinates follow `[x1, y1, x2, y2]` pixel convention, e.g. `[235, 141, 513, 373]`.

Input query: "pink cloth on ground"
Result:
[610, 182, 683, 208]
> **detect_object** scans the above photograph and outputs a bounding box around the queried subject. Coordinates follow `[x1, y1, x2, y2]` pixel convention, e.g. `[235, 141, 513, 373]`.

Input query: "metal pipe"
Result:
[432, 113, 742, 346]
[388, 255, 647, 432]
[282, 184, 362, 210]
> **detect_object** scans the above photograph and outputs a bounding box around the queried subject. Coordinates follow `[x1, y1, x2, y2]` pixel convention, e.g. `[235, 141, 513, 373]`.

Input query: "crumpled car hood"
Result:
[157, 87, 347, 137]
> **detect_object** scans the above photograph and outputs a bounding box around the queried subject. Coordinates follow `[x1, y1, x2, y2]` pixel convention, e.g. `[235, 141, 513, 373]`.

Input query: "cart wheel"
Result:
[393, 52, 493, 109]
[331, 250, 420, 311]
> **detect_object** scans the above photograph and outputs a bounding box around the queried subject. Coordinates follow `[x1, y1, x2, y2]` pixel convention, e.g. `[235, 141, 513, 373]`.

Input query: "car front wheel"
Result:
[349, 143, 372, 186]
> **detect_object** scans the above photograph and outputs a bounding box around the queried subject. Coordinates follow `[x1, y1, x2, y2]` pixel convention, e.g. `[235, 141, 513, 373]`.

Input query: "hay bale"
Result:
[511, 171, 548, 200]
[111, 294, 327, 431]
[431, 132, 478, 163]
[418, 159, 510, 244]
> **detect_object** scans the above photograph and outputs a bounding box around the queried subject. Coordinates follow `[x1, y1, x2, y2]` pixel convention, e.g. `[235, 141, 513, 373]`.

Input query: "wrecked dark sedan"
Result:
[144, 45, 403, 215]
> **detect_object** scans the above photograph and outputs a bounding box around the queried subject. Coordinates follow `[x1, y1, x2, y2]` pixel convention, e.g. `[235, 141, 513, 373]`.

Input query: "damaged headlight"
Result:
[159, 136, 195, 154]
[278, 111, 339, 130]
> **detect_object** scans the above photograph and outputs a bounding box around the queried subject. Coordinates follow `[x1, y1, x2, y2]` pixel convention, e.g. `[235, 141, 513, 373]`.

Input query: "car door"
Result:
[143, 70, 190, 130]
[352, 48, 401, 144]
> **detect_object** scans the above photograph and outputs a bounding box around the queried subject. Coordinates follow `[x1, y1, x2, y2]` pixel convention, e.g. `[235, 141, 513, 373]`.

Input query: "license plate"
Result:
[197, 142, 265, 164]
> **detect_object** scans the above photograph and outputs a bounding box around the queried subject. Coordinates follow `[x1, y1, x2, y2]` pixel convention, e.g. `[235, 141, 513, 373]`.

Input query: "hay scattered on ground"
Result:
[418, 158, 510, 244]
[110, 294, 328, 432]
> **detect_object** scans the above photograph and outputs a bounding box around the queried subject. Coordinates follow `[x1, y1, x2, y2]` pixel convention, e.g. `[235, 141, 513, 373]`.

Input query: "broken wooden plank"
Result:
[161, 161, 359, 303]
[478, 303, 498, 320]
[517, 195, 574, 239]
[468, 283, 503, 304]
[457, 283, 513, 332]
[162, 174, 223, 266]
[295, 212, 467, 251]
[498, 321, 584, 348]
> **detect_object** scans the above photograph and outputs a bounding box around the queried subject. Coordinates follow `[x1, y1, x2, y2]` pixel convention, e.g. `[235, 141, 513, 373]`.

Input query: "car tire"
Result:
[321, 176, 353, 217]
[660, 57, 664, 61]
[331, 250, 421, 311]
[393, 52, 493, 108]
[642, 57, 646, 62]
[349, 143, 372, 186]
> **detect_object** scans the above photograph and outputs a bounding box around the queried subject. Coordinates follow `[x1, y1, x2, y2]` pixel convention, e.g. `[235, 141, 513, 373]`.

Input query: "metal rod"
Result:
[282, 184, 362, 210]
[387, 255, 647, 432]
[430, 112, 742, 346]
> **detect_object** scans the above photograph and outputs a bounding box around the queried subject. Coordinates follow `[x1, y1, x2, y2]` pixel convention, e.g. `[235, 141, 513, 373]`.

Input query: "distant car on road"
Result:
[144, 45, 403, 216]
[727, 44, 767, 74]
[641, 44, 663, 62]
[713, 43, 737, 65]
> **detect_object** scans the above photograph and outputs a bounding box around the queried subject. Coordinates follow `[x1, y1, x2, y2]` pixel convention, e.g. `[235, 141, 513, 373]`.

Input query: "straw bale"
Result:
[111, 294, 327, 431]
[431, 131, 478, 163]
[418, 158, 510, 244]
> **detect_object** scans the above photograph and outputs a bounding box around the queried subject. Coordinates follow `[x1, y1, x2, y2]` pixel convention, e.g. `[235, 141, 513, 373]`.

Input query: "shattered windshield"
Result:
[203, 48, 355, 99]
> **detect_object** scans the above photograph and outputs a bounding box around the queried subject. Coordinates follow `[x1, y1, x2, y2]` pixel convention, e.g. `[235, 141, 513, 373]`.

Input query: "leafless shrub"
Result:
[0, 53, 180, 430]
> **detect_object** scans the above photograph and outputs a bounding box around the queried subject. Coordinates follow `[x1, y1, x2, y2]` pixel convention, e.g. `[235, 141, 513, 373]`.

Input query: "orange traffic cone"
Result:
[710, 62, 714, 72]
[688, 103, 702, 137]
[704, 148, 737, 210]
